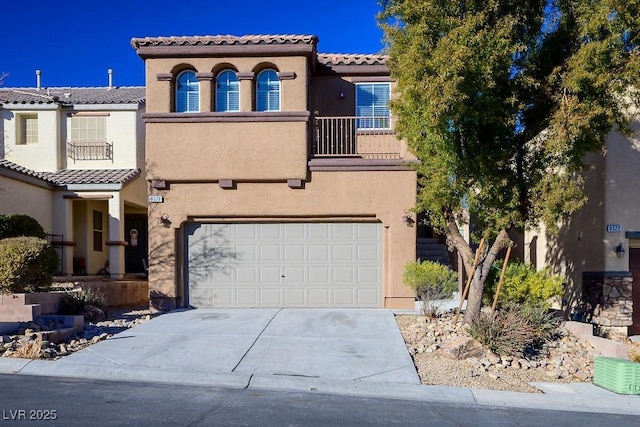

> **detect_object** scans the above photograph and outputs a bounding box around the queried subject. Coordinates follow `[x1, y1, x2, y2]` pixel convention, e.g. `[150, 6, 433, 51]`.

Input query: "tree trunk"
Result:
[443, 210, 510, 323]
[463, 229, 510, 323]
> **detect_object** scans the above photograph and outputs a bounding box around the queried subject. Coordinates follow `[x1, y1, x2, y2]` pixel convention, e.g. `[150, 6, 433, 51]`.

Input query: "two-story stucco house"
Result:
[0, 78, 147, 278]
[131, 34, 418, 310]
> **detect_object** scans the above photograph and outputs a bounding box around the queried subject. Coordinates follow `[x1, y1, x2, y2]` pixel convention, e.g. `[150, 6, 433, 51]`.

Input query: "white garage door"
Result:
[186, 222, 382, 307]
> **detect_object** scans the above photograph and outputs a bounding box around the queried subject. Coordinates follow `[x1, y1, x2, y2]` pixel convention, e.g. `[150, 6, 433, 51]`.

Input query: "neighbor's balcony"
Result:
[313, 116, 401, 159]
[67, 141, 113, 161]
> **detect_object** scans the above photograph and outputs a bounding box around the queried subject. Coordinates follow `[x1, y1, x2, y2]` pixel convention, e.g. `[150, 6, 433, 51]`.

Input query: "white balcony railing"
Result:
[67, 141, 113, 161]
[314, 116, 401, 159]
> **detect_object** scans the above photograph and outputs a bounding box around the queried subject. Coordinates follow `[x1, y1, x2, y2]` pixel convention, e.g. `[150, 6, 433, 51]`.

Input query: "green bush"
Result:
[59, 288, 106, 315]
[403, 260, 458, 316]
[0, 237, 58, 293]
[468, 303, 558, 356]
[0, 214, 46, 240]
[483, 261, 564, 308]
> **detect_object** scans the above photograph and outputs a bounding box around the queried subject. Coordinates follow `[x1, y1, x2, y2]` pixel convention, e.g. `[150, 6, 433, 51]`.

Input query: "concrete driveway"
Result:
[23, 309, 420, 386]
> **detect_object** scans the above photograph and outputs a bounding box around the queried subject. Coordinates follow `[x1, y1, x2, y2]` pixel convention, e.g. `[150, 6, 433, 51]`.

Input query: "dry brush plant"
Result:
[468, 303, 558, 356]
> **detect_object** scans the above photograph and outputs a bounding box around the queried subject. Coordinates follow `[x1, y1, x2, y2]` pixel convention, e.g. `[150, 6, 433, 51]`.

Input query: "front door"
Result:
[629, 247, 640, 335]
[124, 215, 148, 274]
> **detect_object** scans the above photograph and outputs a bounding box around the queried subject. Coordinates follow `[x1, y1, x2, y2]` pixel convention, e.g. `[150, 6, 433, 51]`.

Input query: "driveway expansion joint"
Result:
[231, 308, 282, 372]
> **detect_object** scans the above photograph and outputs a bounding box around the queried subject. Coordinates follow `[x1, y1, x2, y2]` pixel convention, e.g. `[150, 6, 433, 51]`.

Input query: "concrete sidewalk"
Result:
[1, 308, 639, 415]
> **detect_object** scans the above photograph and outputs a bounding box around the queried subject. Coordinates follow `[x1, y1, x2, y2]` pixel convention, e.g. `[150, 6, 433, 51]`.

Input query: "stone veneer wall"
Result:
[582, 272, 633, 328]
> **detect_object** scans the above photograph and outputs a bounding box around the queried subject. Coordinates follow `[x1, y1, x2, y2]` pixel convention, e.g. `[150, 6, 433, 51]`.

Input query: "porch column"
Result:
[107, 192, 126, 278]
[52, 195, 74, 275]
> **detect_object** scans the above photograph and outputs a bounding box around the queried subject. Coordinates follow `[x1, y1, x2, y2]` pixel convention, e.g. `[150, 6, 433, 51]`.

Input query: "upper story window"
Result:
[68, 115, 112, 161]
[17, 114, 38, 145]
[256, 69, 280, 112]
[216, 70, 240, 112]
[176, 70, 200, 112]
[71, 116, 106, 142]
[355, 83, 391, 130]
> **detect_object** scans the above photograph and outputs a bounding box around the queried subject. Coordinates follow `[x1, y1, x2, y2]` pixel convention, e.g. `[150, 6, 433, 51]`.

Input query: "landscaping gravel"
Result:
[396, 313, 598, 393]
[0, 307, 162, 360]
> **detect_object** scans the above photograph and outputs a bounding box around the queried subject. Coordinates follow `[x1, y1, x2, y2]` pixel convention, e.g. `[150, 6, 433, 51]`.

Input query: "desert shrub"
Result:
[468, 303, 558, 356]
[483, 261, 564, 308]
[0, 213, 46, 240]
[59, 288, 106, 315]
[11, 340, 43, 359]
[0, 237, 58, 293]
[403, 260, 457, 316]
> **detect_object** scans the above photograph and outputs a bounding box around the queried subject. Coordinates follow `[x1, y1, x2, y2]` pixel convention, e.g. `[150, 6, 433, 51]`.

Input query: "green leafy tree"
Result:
[379, 0, 640, 322]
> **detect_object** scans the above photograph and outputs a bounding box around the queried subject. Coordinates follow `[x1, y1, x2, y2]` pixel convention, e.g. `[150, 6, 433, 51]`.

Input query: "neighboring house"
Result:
[131, 34, 418, 310]
[0, 83, 148, 278]
[513, 116, 640, 335]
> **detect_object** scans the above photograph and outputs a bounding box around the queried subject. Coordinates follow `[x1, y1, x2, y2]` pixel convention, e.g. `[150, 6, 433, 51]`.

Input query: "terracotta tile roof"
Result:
[0, 159, 141, 186]
[47, 168, 141, 186]
[317, 54, 389, 66]
[131, 34, 319, 48]
[0, 87, 145, 105]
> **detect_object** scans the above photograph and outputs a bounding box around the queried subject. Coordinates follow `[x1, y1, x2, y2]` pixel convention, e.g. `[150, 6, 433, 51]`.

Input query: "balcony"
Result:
[67, 141, 113, 161]
[313, 116, 401, 159]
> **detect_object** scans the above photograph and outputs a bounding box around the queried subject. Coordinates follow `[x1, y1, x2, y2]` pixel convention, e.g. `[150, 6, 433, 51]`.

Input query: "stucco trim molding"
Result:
[156, 73, 173, 81]
[188, 214, 378, 223]
[278, 71, 296, 80]
[308, 158, 416, 171]
[136, 44, 316, 59]
[195, 72, 214, 81]
[237, 72, 255, 80]
[143, 111, 310, 123]
[350, 76, 394, 83]
[105, 240, 129, 246]
[63, 193, 115, 199]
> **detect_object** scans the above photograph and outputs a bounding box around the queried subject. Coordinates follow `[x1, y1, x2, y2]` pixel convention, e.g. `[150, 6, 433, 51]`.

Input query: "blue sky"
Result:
[2, 0, 386, 88]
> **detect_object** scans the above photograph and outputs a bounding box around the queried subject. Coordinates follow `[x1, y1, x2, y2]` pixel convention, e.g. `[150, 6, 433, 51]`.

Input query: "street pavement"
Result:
[1, 308, 639, 416]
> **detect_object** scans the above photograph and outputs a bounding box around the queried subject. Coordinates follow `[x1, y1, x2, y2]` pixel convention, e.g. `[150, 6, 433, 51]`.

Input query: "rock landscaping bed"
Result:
[396, 312, 599, 393]
[0, 307, 160, 360]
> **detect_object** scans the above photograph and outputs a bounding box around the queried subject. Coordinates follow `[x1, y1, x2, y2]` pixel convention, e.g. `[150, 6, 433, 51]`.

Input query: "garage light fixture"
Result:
[616, 243, 625, 258]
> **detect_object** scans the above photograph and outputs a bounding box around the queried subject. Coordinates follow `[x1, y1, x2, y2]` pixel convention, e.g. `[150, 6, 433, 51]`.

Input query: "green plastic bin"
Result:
[593, 356, 640, 395]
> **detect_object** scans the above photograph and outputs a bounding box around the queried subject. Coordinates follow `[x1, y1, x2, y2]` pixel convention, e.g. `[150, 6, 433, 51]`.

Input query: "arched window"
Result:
[256, 69, 280, 112]
[176, 70, 199, 112]
[216, 70, 240, 112]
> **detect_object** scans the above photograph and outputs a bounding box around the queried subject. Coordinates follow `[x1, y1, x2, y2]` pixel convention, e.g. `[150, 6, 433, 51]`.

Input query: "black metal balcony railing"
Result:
[314, 116, 401, 159]
[67, 141, 113, 161]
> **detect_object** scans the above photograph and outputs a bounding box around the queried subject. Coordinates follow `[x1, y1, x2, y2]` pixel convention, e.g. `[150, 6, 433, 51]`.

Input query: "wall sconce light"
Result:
[402, 210, 415, 227]
[158, 213, 172, 228]
[339, 91, 345, 99]
[616, 243, 625, 258]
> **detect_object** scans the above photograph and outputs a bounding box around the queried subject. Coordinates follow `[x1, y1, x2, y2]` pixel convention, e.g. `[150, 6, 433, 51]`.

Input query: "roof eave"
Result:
[135, 43, 317, 60]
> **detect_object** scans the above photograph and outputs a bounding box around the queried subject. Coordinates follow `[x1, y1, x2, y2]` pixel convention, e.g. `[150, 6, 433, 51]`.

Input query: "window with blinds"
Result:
[216, 70, 240, 112]
[176, 71, 200, 113]
[355, 83, 391, 129]
[17, 114, 38, 145]
[256, 69, 280, 112]
[71, 116, 106, 142]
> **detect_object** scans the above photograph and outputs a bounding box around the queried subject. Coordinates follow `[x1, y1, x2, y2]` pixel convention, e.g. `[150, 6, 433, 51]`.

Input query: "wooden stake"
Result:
[453, 238, 485, 324]
[491, 245, 512, 315]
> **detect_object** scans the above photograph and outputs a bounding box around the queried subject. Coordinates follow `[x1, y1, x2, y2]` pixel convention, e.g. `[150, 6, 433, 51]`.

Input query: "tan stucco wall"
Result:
[147, 170, 417, 308]
[146, 121, 308, 181]
[145, 56, 309, 113]
[72, 199, 109, 275]
[604, 119, 640, 271]
[0, 176, 53, 232]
